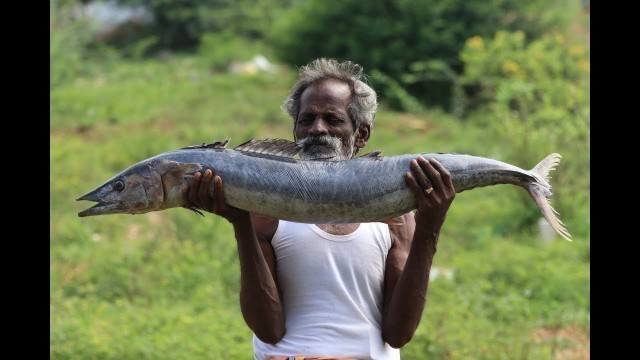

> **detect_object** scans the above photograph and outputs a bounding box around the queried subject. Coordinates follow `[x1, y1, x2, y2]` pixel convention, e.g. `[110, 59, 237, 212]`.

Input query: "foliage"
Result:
[196, 0, 295, 40]
[197, 31, 271, 71]
[96, 0, 202, 52]
[458, 30, 590, 237]
[268, 0, 573, 112]
[97, 0, 296, 55]
[459, 31, 589, 120]
[50, 1, 100, 88]
[403, 236, 589, 359]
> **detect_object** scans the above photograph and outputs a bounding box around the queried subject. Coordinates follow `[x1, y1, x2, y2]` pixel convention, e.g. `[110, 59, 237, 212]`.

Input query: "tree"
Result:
[269, 0, 573, 112]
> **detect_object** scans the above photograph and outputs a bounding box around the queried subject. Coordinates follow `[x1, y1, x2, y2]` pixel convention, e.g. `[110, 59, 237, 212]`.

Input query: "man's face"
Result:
[295, 79, 361, 160]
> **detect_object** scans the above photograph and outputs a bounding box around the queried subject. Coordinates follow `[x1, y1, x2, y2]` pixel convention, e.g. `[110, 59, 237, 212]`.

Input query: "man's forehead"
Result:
[300, 80, 351, 107]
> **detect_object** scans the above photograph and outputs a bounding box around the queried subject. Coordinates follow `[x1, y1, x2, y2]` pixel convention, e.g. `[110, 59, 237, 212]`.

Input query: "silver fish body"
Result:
[77, 139, 571, 240]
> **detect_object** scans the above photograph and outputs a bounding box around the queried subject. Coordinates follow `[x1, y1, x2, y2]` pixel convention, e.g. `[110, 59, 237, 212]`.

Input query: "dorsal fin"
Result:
[181, 139, 230, 149]
[234, 138, 301, 158]
[359, 150, 383, 158]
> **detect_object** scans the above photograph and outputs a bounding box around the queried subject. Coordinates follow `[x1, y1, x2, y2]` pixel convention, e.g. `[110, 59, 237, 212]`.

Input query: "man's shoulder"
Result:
[250, 213, 280, 242]
[386, 212, 415, 227]
[387, 212, 416, 246]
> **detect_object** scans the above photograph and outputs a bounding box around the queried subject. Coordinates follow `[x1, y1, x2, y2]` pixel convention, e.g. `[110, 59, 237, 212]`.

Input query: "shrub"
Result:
[458, 30, 590, 236]
[269, 0, 572, 112]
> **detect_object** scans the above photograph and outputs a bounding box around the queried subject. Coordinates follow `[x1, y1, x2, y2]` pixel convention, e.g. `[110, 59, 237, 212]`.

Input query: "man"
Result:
[183, 58, 455, 359]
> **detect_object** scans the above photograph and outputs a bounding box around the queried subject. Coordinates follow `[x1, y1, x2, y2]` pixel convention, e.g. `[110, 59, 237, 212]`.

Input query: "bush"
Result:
[98, 0, 296, 55]
[50, 1, 99, 88]
[458, 30, 590, 236]
[197, 32, 269, 71]
[269, 0, 572, 112]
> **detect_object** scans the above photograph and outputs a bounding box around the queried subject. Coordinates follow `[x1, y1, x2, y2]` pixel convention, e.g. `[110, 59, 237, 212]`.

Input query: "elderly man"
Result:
[183, 58, 455, 359]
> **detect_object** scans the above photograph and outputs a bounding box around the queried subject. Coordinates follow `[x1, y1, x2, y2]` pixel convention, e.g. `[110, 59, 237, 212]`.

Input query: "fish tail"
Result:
[527, 153, 572, 241]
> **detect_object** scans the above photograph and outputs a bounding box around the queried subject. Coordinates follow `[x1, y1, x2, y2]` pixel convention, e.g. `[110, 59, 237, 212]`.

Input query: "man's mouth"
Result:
[297, 136, 343, 160]
[299, 135, 339, 147]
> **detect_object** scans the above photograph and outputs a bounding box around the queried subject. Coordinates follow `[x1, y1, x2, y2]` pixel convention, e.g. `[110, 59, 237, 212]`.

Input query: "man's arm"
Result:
[381, 157, 455, 348]
[183, 169, 285, 343]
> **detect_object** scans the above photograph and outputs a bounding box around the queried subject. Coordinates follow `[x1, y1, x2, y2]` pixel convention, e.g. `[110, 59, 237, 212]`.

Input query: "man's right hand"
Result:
[182, 169, 249, 224]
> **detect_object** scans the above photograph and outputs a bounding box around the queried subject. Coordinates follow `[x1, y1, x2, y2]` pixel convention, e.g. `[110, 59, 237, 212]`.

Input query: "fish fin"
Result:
[181, 139, 230, 149]
[303, 155, 337, 161]
[234, 138, 301, 158]
[157, 161, 203, 198]
[528, 153, 572, 241]
[532, 152, 562, 179]
[359, 150, 384, 158]
[183, 205, 205, 217]
[379, 216, 405, 225]
[157, 161, 202, 179]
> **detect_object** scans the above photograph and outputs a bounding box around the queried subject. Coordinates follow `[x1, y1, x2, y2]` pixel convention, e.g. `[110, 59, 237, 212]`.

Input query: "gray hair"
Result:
[282, 58, 378, 131]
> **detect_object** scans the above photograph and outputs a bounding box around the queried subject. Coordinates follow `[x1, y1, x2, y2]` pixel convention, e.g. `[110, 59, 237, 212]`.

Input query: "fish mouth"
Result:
[76, 193, 120, 217]
[77, 203, 104, 217]
[76, 200, 119, 217]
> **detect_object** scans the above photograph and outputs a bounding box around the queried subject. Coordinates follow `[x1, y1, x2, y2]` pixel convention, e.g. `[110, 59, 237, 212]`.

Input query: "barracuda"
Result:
[77, 138, 571, 241]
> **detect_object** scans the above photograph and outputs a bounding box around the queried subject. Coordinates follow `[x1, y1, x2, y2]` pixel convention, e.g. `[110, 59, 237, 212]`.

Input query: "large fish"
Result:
[77, 138, 571, 241]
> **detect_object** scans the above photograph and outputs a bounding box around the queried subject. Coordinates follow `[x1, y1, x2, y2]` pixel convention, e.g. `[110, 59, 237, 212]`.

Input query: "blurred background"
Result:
[50, 0, 590, 358]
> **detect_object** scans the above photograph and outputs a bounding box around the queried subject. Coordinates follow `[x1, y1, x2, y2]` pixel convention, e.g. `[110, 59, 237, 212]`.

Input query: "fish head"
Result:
[77, 162, 165, 217]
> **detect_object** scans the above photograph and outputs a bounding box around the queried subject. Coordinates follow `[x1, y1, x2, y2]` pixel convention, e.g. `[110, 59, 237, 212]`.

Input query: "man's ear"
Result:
[355, 124, 371, 149]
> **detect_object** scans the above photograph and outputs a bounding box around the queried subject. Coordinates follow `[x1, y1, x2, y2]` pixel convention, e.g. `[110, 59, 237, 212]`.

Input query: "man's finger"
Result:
[411, 157, 432, 190]
[198, 170, 211, 200]
[214, 175, 225, 212]
[189, 171, 202, 203]
[428, 158, 454, 190]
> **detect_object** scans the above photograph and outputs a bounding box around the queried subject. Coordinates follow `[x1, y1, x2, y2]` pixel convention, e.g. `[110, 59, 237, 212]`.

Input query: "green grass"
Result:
[51, 55, 589, 359]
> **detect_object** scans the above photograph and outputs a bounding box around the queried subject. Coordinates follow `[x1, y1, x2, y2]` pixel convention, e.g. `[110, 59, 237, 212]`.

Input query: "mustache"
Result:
[296, 135, 345, 160]
[296, 135, 342, 149]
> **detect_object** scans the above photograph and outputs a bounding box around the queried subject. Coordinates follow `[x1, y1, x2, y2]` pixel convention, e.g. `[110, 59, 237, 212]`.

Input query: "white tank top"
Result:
[253, 220, 401, 360]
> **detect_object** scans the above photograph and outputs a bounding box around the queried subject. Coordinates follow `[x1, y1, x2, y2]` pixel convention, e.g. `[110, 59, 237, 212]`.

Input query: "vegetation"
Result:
[268, 0, 576, 112]
[51, 1, 589, 358]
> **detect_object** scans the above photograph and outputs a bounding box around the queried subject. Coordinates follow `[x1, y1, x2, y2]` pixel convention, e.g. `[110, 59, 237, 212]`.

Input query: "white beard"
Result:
[297, 134, 356, 161]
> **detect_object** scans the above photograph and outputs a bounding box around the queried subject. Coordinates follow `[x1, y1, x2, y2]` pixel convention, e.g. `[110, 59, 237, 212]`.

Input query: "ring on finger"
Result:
[424, 187, 433, 195]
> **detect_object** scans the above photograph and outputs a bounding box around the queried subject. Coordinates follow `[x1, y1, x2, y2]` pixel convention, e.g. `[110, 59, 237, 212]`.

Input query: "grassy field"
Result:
[50, 54, 589, 359]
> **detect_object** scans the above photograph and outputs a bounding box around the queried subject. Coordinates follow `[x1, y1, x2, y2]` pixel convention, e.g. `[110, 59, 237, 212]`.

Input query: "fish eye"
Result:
[113, 180, 125, 191]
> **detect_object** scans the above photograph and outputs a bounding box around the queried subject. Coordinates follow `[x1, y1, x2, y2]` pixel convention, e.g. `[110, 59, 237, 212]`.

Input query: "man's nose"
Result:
[308, 118, 329, 135]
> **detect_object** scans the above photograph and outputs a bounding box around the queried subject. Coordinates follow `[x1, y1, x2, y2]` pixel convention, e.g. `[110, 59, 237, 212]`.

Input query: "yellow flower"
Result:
[467, 35, 484, 50]
[569, 45, 584, 55]
[502, 60, 525, 78]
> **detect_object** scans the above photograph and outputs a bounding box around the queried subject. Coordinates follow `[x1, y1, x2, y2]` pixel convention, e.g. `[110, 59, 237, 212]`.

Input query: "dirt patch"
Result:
[532, 324, 590, 360]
